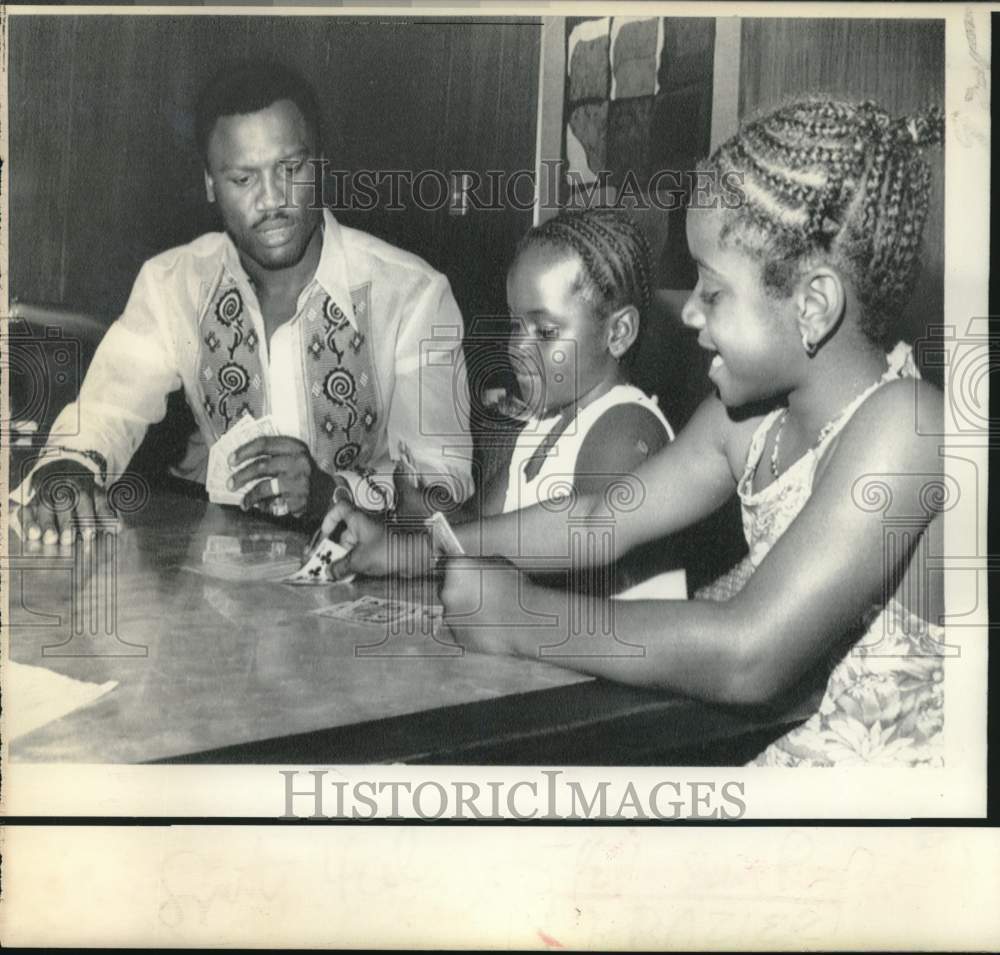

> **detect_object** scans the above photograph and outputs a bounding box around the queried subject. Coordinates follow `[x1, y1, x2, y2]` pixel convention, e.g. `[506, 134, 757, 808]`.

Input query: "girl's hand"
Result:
[323, 499, 434, 580]
[392, 460, 431, 518]
[392, 462, 460, 520]
[440, 556, 540, 657]
[323, 498, 389, 579]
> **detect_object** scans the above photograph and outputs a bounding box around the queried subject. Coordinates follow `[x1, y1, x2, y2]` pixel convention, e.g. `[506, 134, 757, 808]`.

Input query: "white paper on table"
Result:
[612, 569, 688, 601]
[4, 660, 118, 740]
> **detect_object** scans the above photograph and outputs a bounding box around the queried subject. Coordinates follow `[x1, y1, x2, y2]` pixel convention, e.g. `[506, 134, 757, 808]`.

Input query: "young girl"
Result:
[480, 208, 674, 517]
[328, 98, 946, 768]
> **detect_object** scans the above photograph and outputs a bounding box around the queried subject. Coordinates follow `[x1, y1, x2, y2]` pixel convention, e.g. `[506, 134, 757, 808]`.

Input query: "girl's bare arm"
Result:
[454, 393, 742, 568]
[447, 380, 945, 706]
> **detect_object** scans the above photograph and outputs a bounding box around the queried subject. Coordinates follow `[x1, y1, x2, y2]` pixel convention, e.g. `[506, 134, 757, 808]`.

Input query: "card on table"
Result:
[186, 532, 302, 582]
[191, 550, 303, 582]
[312, 595, 440, 628]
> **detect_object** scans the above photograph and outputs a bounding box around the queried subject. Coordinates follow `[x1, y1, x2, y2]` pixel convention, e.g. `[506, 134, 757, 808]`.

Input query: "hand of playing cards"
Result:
[206, 412, 279, 506]
[425, 510, 465, 557]
[283, 534, 356, 585]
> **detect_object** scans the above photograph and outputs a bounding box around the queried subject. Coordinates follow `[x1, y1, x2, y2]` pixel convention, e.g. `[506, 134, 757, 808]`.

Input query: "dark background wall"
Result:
[9, 15, 945, 392]
[8, 15, 541, 327]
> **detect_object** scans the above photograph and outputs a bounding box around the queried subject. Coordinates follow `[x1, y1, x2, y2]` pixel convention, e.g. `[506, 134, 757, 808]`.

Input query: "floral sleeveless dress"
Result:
[701, 344, 946, 767]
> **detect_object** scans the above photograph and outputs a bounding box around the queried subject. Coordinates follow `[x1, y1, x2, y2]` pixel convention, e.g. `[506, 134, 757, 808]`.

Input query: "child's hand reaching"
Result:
[320, 497, 435, 580]
[320, 498, 387, 579]
[392, 459, 431, 518]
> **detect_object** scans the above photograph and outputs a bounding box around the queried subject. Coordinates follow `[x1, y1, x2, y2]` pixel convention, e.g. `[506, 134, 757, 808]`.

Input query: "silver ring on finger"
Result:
[270, 496, 290, 517]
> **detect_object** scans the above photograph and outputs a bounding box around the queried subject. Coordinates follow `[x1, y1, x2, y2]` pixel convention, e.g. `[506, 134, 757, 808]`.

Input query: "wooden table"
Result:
[6, 483, 801, 765]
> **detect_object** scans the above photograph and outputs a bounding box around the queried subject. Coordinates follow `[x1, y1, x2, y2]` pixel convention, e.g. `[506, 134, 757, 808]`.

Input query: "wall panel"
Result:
[8, 16, 541, 327]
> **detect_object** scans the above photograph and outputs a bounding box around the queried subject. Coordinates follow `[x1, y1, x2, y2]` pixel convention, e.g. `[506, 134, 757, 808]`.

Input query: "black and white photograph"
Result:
[1, 2, 995, 949]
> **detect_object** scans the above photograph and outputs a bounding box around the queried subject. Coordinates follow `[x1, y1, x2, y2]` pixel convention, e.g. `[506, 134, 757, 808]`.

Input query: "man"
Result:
[17, 60, 472, 544]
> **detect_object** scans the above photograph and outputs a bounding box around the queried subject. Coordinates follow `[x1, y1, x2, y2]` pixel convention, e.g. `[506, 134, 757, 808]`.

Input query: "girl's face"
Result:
[506, 245, 616, 418]
[682, 209, 801, 408]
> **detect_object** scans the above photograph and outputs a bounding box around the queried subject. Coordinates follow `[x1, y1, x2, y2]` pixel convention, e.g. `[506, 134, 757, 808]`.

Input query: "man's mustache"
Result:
[253, 212, 294, 230]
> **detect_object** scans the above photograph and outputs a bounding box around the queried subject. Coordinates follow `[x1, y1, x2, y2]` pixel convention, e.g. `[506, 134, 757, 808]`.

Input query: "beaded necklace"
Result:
[769, 376, 885, 480]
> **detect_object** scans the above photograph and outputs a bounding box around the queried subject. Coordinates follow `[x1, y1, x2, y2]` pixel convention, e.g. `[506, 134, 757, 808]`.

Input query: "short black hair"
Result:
[195, 59, 322, 164]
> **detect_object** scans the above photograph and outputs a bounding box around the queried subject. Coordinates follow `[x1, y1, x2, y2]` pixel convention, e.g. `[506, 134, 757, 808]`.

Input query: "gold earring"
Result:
[802, 333, 818, 358]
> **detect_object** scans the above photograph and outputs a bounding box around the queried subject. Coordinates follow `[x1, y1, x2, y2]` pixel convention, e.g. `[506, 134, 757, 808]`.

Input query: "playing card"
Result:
[425, 510, 465, 556]
[281, 536, 356, 585]
[207, 413, 279, 506]
[206, 413, 257, 489]
[208, 424, 271, 505]
[188, 531, 302, 581]
[396, 440, 419, 489]
[312, 595, 423, 626]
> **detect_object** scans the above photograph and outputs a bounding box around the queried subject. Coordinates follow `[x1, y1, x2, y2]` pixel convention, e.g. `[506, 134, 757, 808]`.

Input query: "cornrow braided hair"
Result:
[702, 97, 944, 345]
[516, 208, 653, 363]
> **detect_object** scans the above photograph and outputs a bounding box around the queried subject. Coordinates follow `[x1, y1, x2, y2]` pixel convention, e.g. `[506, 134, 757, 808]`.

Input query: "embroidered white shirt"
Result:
[18, 210, 473, 508]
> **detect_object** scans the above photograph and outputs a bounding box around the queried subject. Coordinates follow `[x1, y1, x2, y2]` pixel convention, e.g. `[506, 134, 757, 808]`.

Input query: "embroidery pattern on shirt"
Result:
[198, 277, 266, 434]
[303, 283, 382, 475]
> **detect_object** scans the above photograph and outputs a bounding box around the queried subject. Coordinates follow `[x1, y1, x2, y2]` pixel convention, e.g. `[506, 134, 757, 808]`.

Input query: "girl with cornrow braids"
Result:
[329, 99, 947, 768]
[493, 208, 675, 516]
[391, 208, 675, 523]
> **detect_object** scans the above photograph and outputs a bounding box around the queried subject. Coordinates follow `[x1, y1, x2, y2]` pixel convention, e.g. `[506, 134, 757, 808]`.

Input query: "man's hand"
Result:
[21, 460, 120, 545]
[228, 435, 337, 521]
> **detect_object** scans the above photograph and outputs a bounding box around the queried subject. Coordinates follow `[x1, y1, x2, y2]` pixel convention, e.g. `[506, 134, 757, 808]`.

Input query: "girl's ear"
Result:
[204, 169, 216, 204]
[607, 305, 639, 361]
[794, 266, 845, 356]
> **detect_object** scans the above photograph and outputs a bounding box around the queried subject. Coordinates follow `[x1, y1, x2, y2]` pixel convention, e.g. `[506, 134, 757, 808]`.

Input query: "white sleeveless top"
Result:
[699, 343, 946, 767]
[501, 384, 674, 515]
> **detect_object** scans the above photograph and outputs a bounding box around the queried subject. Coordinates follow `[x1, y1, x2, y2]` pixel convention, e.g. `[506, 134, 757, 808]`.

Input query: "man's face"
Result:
[204, 98, 322, 273]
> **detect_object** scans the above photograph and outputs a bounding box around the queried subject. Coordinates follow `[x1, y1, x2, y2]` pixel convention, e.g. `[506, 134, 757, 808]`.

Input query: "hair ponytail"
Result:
[701, 97, 943, 345]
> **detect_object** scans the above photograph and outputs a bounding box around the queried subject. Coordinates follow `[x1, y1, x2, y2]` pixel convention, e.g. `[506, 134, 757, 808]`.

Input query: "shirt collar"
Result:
[220, 208, 357, 329]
